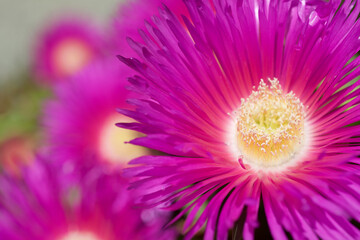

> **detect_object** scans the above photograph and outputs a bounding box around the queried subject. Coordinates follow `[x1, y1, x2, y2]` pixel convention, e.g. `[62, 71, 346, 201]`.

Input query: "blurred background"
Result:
[0, 0, 124, 165]
[0, 1, 194, 239]
[0, 0, 121, 84]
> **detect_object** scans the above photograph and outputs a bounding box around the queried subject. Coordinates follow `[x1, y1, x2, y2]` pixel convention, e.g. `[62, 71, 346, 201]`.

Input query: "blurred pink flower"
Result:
[0, 157, 175, 240]
[33, 16, 103, 84]
[43, 58, 148, 167]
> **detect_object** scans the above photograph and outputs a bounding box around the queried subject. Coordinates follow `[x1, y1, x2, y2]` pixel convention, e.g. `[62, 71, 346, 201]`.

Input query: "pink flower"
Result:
[33, 16, 103, 84]
[0, 157, 175, 240]
[43, 58, 148, 167]
[118, 0, 360, 239]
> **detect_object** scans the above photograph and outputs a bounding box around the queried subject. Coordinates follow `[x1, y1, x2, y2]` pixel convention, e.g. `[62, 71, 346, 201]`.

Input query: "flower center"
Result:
[52, 38, 93, 77]
[236, 78, 305, 169]
[59, 231, 101, 240]
[98, 114, 148, 165]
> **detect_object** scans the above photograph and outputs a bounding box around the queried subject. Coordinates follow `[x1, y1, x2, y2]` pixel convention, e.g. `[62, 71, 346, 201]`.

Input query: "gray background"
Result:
[0, 0, 123, 83]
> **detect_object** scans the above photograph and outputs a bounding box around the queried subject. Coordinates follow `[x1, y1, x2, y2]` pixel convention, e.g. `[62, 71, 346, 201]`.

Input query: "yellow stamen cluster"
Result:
[236, 78, 305, 168]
